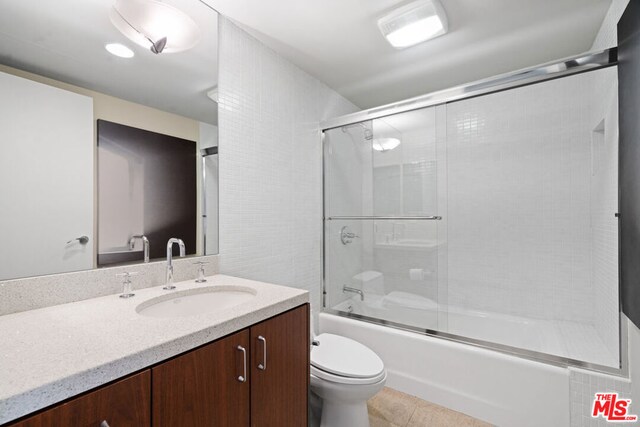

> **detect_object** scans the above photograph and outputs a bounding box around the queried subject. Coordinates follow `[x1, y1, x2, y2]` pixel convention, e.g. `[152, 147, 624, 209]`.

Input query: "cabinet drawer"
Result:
[9, 370, 151, 427]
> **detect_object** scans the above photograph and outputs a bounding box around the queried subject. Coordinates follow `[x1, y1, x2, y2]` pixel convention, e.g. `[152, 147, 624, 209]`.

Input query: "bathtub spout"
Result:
[343, 285, 364, 301]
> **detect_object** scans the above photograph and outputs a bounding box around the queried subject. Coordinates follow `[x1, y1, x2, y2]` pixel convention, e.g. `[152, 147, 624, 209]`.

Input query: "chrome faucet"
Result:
[128, 235, 150, 263]
[164, 238, 186, 290]
[343, 285, 364, 301]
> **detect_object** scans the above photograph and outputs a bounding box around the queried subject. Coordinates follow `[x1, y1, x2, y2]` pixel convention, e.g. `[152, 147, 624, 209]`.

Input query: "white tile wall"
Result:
[570, 368, 633, 427]
[567, 1, 637, 425]
[323, 124, 369, 308]
[589, 68, 620, 363]
[591, 0, 630, 50]
[585, 0, 625, 375]
[446, 69, 611, 325]
[217, 17, 358, 317]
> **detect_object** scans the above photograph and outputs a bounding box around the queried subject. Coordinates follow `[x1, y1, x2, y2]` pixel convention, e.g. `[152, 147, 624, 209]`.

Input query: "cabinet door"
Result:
[152, 329, 250, 427]
[9, 371, 150, 427]
[250, 304, 309, 427]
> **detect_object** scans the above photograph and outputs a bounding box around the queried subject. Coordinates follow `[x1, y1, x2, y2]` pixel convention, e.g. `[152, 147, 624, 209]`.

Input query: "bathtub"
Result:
[319, 309, 571, 426]
[333, 294, 617, 368]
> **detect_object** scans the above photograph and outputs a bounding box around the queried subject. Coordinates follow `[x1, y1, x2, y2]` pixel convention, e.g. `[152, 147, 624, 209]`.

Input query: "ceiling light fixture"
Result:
[373, 138, 401, 152]
[109, 0, 201, 55]
[105, 43, 135, 58]
[378, 0, 448, 49]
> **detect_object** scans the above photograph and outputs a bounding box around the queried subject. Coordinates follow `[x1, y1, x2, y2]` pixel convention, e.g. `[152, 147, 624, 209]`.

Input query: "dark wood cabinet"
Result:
[152, 328, 251, 427]
[9, 371, 150, 427]
[152, 304, 309, 427]
[250, 304, 309, 427]
[5, 304, 309, 427]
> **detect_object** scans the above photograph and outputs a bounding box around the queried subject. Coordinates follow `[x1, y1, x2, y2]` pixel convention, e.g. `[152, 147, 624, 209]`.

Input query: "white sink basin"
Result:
[137, 286, 256, 318]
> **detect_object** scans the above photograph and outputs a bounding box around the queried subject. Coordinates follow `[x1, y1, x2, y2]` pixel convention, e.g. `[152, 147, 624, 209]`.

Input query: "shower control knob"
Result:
[340, 226, 359, 245]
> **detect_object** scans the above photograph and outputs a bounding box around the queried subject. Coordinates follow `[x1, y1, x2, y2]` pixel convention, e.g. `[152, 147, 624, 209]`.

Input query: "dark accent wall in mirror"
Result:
[97, 120, 197, 266]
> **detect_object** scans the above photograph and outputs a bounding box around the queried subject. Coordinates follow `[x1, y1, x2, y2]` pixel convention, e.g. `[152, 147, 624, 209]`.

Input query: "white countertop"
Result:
[0, 274, 308, 424]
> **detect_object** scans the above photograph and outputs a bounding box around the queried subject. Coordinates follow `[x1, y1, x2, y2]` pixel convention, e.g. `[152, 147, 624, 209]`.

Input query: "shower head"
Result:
[341, 122, 373, 140]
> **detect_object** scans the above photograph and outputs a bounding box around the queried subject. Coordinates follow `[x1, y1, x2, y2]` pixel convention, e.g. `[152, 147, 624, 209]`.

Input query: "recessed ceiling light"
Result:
[105, 43, 135, 58]
[378, 0, 448, 49]
[373, 138, 401, 152]
[109, 0, 201, 54]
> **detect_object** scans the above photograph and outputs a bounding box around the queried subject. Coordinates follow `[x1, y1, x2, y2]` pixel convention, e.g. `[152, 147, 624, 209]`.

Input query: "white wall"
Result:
[0, 64, 200, 142]
[0, 71, 94, 280]
[445, 68, 618, 330]
[591, 0, 631, 51]
[217, 17, 358, 315]
[567, 1, 638, 426]
[589, 0, 628, 366]
[590, 73, 620, 363]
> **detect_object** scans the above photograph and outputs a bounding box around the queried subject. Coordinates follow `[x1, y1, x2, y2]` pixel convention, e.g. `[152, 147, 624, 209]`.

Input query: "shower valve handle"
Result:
[340, 226, 359, 245]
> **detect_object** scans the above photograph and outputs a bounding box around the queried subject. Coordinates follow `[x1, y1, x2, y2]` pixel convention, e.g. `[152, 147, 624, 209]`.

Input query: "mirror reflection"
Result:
[0, 0, 219, 280]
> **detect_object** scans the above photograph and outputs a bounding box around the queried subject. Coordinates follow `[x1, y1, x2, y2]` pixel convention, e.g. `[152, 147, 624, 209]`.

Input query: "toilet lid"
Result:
[310, 333, 384, 378]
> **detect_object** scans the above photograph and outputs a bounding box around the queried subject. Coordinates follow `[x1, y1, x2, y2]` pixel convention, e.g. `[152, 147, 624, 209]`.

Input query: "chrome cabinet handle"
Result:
[237, 345, 247, 382]
[67, 235, 89, 245]
[100, 421, 110, 427]
[258, 335, 267, 370]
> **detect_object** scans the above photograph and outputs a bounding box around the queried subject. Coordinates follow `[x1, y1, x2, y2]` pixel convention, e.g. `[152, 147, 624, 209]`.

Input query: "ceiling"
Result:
[0, 0, 613, 118]
[206, 0, 612, 109]
[0, 0, 218, 124]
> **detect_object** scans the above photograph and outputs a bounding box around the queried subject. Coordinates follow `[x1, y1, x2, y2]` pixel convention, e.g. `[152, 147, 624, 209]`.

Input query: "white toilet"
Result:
[310, 333, 387, 427]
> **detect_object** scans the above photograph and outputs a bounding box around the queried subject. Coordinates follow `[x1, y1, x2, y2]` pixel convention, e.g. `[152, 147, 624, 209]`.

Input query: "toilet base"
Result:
[320, 399, 370, 427]
[310, 372, 386, 427]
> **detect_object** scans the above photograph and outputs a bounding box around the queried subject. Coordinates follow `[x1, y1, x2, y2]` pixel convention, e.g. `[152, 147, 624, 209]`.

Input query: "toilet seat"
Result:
[311, 364, 386, 385]
[311, 333, 385, 385]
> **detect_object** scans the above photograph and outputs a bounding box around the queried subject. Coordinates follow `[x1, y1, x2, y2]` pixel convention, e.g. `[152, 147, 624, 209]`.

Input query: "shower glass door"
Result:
[323, 66, 620, 370]
[323, 107, 442, 331]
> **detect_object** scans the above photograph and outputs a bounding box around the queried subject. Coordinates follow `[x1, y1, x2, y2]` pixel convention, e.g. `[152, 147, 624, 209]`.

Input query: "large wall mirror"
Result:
[0, 0, 219, 281]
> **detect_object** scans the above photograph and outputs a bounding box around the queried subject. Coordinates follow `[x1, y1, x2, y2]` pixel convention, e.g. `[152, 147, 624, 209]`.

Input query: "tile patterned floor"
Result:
[368, 387, 493, 427]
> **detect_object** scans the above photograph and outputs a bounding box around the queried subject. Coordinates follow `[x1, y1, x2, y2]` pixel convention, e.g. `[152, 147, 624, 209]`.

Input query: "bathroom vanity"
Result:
[0, 275, 309, 426]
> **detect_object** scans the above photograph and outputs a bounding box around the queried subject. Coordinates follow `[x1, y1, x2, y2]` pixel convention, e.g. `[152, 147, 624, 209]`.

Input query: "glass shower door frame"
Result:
[321, 47, 625, 376]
